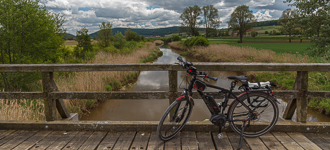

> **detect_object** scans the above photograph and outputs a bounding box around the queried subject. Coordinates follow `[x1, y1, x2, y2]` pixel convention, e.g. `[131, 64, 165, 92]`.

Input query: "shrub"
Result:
[173, 35, 181, 41]
[184, 38, 193, 47]
[113, 32, 126, 49]
[190, 37, 209, 47]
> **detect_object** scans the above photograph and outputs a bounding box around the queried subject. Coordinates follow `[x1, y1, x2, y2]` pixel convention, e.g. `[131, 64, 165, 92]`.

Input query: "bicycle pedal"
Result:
[217, 133, 224, 139]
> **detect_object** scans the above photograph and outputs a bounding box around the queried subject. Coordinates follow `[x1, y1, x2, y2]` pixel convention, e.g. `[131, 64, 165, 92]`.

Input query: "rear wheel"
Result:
[157, 98, 192, 141]
[228, 92, 278, 138]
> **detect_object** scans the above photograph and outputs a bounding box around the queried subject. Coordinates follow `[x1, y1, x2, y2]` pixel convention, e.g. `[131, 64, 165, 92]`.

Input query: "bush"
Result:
[161, 37, 172, 44]
[113, 32, 126, 49]
[265, 31, 269, 34]
[173, 35, 181, 41]
[189, 37, 210, 47]
[184, 38, 193, 47]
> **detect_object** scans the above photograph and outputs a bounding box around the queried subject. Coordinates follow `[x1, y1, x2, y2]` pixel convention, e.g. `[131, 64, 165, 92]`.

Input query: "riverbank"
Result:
[169, 41, 330, 116]
[55, 42, 163, 117]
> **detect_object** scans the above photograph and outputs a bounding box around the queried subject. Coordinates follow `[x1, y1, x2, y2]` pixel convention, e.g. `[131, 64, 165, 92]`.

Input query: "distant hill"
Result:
[256, 20, 279, 27]
[90, 26, 181, 37]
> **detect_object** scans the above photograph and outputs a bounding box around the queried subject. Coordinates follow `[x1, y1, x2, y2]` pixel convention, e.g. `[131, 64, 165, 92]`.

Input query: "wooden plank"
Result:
[78, 131, 107, 150]
[147, 132, 164, 150]
[244, 137, 267, 150]
[0, 63, 173, 72]
[13, 130, 51, 150]
[51, 91, 169, 100]
[33, 131, 66, 149]
[259, 133, 285, 150]
[0, 92, 43, 99]
[0, 130, 37, 149]
[3, 90, 328, 100]
[97, 132, 121, 150]
[196, 132, 215, 150]
[181, 131, 198, 150]
[46, 131, 79, 149]
[303, 133, 330, 150]
[112, 132, 136, 150]
[287, 132, 321, 150]
[2, 63, 330, 72]
[287, 132, 317, 150]
[0, 130, 21, 146]
[62, 131, 93, 149]
[272, 132, 303, 150]
[0, 130, 16, 140]
[53, 79, 70, 118]
[42, 72, 57, 121]
[212, 132, 233, 150]
[130, 131, 150, 150]
[164, 132, 180, 150]
[227, 132, 250, 150]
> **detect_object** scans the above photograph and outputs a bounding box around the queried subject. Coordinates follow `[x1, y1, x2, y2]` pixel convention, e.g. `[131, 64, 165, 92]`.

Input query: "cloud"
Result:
[39, 0, 292, 34]
[40, 0, 70, 10]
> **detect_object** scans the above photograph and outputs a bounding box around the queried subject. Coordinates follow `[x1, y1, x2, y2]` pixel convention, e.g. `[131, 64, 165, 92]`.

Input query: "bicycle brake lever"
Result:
[204, 78, 210, 84]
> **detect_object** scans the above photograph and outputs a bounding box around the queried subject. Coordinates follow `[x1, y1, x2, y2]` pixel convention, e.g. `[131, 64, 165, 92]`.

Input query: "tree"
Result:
[97, 22, 113, 48]
[180, 5, 202, 37]
[278, 9, 300, 43]
[200, 5, 222, 38]
[124, 29, 141, 42]
[251, 31, 258, 37]
[74, 27, 93, 59]
[0, 0, 65, 91]
[285, 0, 330, 56]
[265, 31, 269, 34]
[228, 5, 256, 43]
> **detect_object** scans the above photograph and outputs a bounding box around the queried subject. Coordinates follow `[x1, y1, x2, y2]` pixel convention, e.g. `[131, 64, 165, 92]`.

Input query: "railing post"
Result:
[168, 70, 178, 105]
[42, 72, 57, 121]
[296, 71, 308, 123]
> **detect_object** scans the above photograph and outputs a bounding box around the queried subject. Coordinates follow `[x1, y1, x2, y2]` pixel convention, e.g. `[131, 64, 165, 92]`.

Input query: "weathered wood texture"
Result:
[168, 70, 178, 104]
[296, 71, 308, 122]
[3, 90, 330, 100]
[42, 72, 57, 121]
[1, 120, 330, 132]
[53, 80, 70, 119]
[2, 63, 330, 72]
[0, 131, 328, 149]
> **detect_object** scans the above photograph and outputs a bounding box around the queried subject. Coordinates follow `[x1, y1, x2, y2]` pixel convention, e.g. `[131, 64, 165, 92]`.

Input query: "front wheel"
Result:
[157, 97, 192, 141]
[228, 92, 279, 138]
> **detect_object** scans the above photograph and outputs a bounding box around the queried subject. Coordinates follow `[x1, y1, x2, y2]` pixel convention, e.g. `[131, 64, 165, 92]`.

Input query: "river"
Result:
[81, 46, 330, 122]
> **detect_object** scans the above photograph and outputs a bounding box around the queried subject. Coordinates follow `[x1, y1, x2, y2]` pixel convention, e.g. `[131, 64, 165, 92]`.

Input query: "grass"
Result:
[0, 99, 45, 121]
[226, 43, 313, 54]
[55, 42, 161, 116]
[169, 42, 312, 63]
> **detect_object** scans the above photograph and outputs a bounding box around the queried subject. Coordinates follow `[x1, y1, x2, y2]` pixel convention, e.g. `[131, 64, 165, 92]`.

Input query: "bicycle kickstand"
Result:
[217, 125, 223, 139]
[238, 121, 247, 150]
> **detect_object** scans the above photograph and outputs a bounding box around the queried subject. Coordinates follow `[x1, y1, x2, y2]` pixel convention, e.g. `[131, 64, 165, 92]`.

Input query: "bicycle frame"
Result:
[181, 74, 272, 122]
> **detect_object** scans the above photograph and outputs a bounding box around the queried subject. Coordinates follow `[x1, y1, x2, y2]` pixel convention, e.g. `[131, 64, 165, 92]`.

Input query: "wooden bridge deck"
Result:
[0, 130, 328, 150]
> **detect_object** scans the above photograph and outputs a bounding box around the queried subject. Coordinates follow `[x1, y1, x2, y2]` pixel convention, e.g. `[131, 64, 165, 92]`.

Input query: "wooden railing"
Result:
[1, 63, 330, 123]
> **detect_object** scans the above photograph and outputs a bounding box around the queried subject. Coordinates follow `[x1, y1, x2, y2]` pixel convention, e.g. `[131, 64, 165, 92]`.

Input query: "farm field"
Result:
[226, 43, 313, 54]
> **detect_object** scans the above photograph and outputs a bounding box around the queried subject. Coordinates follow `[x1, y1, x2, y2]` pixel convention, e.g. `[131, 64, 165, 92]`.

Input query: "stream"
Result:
[81, 46, 330, 122]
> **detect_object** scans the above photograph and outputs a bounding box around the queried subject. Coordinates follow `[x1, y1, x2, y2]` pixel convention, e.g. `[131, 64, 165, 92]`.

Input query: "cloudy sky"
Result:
[39, 0, 294, 34]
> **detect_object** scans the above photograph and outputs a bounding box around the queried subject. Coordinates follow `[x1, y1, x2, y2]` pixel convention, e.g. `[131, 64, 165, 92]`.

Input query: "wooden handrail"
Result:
[1, 63, 329, 122]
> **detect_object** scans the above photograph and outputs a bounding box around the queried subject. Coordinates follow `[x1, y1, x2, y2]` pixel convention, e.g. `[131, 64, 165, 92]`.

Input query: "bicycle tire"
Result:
[228, 92, 279, 138]
[157, 97, 192, 141]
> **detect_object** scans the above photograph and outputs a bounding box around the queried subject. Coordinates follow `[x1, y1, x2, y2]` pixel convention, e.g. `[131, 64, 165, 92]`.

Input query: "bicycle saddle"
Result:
[227, 75, 249, 82]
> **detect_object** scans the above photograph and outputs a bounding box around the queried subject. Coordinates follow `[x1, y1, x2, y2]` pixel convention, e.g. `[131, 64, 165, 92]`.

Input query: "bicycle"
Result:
[157, 56, 279, 149]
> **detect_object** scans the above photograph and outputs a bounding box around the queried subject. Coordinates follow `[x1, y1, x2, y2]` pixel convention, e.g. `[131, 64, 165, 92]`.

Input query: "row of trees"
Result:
[179, 5, 221, 38]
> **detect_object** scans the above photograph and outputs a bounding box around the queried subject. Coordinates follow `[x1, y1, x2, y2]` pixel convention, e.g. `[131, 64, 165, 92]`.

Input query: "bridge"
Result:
[0, 63, 330, 149]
